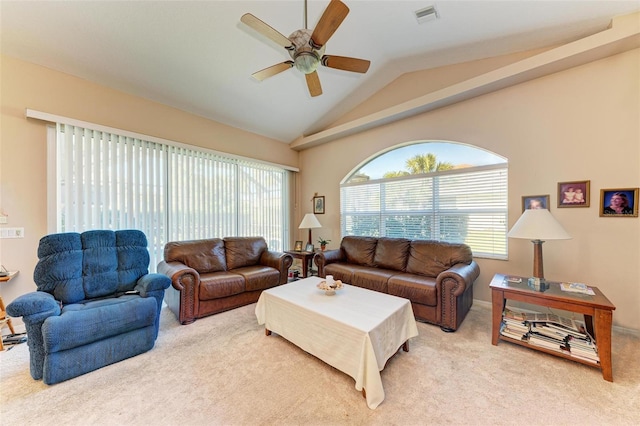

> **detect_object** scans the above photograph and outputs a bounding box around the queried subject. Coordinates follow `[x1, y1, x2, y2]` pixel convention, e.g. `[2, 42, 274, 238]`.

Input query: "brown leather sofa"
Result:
[314, 236, 480, 331]
[158, 237, 293, 324]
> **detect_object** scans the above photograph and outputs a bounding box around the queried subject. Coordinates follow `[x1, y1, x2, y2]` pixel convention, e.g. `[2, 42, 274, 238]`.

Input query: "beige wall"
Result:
[0, 55, 299, 313]
[299, 49, 640, 330]
[2, 48, 639, 331]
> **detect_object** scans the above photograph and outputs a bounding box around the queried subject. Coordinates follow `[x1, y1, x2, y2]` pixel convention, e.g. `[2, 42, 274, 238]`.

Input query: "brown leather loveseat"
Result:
[158, 237, 293, 324]
[314, 236, 480, 331]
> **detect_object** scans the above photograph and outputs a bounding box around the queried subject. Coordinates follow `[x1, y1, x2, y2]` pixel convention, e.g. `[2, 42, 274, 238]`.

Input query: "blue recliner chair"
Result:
[7, 230, 171, 385]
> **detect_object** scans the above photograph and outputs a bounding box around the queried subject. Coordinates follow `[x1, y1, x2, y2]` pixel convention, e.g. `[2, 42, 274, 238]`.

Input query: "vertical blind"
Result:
[55, 123, 290, 270]
[340, 165, 508, 259]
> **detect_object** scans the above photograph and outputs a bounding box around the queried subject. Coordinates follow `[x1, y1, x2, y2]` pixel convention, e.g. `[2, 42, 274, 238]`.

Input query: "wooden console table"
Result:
[490, 273, 616, 382]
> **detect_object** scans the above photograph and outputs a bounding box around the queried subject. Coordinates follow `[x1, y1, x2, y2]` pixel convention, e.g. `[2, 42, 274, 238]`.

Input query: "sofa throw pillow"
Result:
[164, 239, 227, 273]
[224, 237, 267, 270]
[406, 240, 473, 277]
[373, 237, 410, 271]
[341, 236, 378, 267]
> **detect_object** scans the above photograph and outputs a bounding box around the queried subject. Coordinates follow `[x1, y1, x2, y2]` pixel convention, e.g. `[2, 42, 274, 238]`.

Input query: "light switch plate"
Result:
[0, 227, 24, 238]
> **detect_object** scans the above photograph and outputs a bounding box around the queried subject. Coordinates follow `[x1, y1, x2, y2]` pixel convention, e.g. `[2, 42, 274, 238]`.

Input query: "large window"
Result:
[341, 142, 507, 259]
[51, 121, 291, 270]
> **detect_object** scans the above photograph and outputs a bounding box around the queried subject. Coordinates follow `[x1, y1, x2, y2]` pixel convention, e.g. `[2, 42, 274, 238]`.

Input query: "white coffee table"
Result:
[255, 276, 419, 409]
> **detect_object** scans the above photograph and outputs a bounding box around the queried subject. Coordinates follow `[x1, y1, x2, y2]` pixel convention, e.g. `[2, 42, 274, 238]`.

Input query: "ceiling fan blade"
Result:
[321, 55, 370, 74]
[305, 71, 323, 97]
[251, 61, 294, 81]
[241, 13, 293, 49]
[310, 0, 349, 49]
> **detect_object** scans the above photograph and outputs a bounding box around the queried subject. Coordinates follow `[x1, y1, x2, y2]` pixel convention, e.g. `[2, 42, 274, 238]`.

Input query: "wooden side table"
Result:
[0, 271, 19, 351]
[284, 251, 315, 278]
[490, 273, 616, 382]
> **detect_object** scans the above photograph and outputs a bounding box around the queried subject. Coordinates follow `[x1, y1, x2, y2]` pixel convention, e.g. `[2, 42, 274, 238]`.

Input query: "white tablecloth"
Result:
[255, 276, 419, 409]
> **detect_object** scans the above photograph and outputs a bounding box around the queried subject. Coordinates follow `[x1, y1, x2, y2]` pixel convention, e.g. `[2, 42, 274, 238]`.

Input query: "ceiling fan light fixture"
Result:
[294, 51, 320, 74]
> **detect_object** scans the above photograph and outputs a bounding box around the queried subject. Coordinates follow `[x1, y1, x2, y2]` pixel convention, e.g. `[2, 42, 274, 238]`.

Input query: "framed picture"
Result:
[599, 188, 639, 217]
[522, 195, 550, 212]
[305, 243, 314, 252]
[558, 180, 590, 207]
[313, 195, 325, 214]
[294, 241, 303, 251]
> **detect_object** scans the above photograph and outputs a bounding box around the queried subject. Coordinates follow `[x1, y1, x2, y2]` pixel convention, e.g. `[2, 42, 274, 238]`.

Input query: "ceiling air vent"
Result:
[415, 5, 439, 24]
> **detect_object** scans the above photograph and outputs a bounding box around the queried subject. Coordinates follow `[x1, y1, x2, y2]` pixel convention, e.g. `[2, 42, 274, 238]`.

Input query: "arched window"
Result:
[341, 141, 508, 259]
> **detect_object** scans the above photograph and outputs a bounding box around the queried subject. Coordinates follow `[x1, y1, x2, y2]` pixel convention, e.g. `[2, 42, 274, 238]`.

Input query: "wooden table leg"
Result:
[265, 328, 272, 336]
[491, 289, 504, 346]
[402, 341, 409, 352]
[594, 308, 613, 382]
[361, 388, 366, 399]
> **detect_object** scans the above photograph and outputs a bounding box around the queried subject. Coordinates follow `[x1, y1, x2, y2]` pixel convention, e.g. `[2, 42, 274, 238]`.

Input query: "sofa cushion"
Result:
[341, 236, 378, 267]
[388, 273, 437, 306]
[324, 263, 361, 284]
[406, 240, 473, 277]
[225, 237, 267, 270]
[373, 238, 410, 271]
[116, 230, 150, 291]
[232, 265, 280, 292]
[82, 230, 119, 300]
[351, 268, 397, 293]
[45, 296, 157, 353]
[199, 272, 245, 300]
[164, 239, 227, 273]
[34, 233, 84, 304]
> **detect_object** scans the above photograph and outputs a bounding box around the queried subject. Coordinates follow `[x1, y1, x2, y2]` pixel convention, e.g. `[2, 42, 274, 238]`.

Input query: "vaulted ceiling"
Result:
[2, 1, 639, 143]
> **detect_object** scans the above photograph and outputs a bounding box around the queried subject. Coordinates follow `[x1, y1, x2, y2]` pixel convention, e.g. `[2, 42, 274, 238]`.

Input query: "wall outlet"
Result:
[0, 215, 7, 224]
[0, 227, 24, 238]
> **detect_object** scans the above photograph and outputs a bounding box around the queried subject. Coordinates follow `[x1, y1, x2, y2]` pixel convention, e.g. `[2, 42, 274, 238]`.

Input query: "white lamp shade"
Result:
[508, 209, 571, 240]
[298, 213, 322, 229]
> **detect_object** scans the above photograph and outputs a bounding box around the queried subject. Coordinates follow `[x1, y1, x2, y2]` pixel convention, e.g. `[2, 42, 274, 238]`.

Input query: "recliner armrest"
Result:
[135, 273, 171, 296]
[6, 291, 61, 322]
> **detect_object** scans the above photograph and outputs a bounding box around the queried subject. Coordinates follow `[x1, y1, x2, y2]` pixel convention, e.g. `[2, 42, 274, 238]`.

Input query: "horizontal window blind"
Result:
[341, 165, 508, 259]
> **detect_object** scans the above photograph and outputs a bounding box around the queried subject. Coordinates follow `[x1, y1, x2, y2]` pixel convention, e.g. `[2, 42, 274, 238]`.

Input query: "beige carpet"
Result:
[1, 301, 639, 425]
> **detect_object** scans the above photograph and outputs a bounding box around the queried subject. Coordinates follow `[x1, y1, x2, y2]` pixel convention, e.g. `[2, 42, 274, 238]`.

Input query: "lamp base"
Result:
[532, 239, 544, 279]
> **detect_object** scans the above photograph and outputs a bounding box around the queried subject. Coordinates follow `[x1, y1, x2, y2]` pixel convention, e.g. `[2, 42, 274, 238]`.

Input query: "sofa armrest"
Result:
[313, 249, 344, 278]
[157, 260, 200, 324]
[260, 251, 294, 284]
[436, 261, 480, 331]
[157, 261, 200, 291]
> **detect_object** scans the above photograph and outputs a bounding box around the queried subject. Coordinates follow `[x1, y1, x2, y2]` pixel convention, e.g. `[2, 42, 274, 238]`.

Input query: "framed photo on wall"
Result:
[558, 180, 590, 207]
[313, 195, 325, 214]
[294, 241, 303, 251]
[599, 188, 639, 217]
[522, 195, 550, 212]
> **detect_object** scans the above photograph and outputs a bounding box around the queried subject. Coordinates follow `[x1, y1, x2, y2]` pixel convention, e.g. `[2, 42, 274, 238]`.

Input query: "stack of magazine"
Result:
[500, 308, 599, 363]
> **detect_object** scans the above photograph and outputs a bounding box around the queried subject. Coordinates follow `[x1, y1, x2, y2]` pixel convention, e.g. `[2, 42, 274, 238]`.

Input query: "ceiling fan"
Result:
[240, 0, 371, 97]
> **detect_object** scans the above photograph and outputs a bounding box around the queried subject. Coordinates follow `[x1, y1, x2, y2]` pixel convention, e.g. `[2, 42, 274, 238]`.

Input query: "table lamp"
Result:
[298, 213, 322, 247]
[507, 209, 571, 279]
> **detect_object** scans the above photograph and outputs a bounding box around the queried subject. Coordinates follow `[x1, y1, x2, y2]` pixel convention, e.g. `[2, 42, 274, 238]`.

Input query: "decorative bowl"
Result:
[317, 279, 343, 296]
